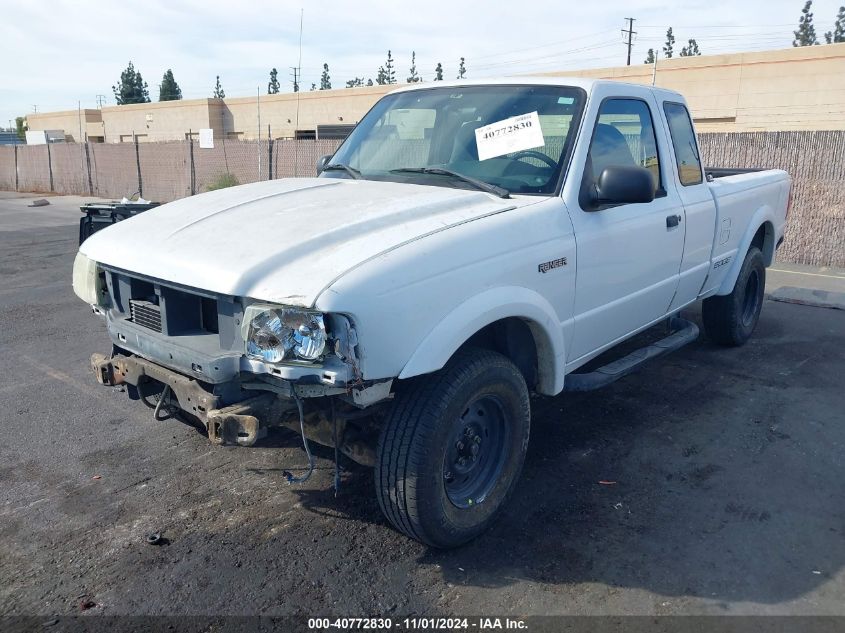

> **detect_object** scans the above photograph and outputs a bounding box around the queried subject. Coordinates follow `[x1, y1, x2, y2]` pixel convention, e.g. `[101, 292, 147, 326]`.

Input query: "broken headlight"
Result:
[244, 306, 327, 363]
[72, 252, 109, 308]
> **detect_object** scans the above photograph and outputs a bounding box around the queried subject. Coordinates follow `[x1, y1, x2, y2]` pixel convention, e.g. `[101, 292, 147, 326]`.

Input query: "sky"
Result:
[0, 0, 843, 127]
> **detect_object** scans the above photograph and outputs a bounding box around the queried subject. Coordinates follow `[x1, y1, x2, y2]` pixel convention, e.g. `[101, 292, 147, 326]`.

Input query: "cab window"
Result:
[663, 102, 703, 186]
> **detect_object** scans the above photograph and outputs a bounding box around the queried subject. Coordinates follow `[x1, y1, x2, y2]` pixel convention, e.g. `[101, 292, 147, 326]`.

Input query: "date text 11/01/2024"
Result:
[308, 617, 528, 630]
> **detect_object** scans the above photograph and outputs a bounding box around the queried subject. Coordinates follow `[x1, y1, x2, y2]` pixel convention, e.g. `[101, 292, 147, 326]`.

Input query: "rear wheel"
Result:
[375, 348, 530, 548]
[702, 246, 766, 346]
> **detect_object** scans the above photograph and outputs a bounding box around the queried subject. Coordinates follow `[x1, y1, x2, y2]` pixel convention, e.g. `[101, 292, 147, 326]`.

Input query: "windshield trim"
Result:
[324, 83, 589, 198]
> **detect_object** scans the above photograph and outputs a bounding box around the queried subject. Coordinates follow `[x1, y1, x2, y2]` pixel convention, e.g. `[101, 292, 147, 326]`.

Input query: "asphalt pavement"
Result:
[1, 192, 843, 618]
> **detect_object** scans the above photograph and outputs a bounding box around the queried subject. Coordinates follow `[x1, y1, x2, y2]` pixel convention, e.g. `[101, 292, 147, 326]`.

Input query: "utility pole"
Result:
[652, 49, 659, 85]
[293, 7, 304, 177]
[32, 104, 38, 113]
[622, 17, 636, 66]
[96, 94, 107, 108]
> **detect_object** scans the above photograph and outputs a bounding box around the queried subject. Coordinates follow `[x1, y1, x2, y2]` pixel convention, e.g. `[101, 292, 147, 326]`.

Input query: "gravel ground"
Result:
[1, 194, 843, 620]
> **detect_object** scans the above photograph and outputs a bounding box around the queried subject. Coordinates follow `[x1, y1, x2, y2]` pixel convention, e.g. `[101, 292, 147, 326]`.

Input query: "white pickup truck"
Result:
[73, 78, 790, 547]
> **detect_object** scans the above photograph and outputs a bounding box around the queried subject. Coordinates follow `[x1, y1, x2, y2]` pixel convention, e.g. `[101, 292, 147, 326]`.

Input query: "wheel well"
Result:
[459, 317, 538, 389]
[751, 221, 775, 266]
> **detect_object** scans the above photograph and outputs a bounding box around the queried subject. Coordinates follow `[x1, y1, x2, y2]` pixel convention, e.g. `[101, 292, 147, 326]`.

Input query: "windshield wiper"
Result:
[321, 163, 362, 179]
[390, 167, 510, 198]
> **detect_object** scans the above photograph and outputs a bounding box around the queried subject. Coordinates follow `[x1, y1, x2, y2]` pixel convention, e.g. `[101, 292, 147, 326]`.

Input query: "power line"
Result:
[471, 29, 617, 61]
[637, 23, 794, 28]
[471, 41, 621, 71]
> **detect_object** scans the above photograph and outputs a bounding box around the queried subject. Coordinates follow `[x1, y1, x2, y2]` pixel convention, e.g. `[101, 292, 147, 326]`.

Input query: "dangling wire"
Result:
[153, 385, 179, 421]
[142, 384, 182, 422]
[331, 400, 341, 496]
[283, 387, 314, 484]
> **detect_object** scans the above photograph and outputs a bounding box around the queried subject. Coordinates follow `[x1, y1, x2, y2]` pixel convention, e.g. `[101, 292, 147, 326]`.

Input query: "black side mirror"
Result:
[592, 166, 655, 207]
[316, 155, 331, 175]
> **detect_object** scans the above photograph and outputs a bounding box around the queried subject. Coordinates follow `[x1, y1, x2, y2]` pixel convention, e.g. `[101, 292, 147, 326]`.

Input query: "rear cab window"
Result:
[663, 102, 703, 186]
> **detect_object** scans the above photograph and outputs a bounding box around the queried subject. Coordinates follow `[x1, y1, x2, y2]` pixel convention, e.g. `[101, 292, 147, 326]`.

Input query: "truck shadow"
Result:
[290, 302, 845, 606]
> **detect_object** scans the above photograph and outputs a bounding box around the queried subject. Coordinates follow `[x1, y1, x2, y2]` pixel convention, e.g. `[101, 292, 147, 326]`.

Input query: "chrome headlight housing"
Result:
[243, 305, 327, 363]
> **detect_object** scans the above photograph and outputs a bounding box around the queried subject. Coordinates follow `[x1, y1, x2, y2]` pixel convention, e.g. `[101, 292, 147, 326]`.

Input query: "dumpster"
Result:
[79, 199, 161, 245]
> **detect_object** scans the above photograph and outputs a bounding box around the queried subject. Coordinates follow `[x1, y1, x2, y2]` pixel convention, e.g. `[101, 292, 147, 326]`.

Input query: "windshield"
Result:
[324, 84, 586, 195]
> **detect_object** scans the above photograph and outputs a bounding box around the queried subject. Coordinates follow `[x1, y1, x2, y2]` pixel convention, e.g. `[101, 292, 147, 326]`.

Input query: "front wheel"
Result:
[375, 348, 530, 548]
[702, 246, 766, 346]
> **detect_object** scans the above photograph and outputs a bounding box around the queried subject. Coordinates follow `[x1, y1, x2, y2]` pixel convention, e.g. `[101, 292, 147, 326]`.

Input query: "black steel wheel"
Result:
[703, 246, 766, 346]
[740, 266, 762, 329]
[443, 396, 509, 509]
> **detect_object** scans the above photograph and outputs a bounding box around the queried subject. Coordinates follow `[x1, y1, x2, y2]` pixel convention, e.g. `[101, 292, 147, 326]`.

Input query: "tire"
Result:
[375, 348, 530, 548]
[702, 246, 766, 346]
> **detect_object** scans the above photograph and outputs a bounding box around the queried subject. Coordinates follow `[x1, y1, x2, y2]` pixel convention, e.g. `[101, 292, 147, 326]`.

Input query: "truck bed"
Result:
[705, 167, 766, 179]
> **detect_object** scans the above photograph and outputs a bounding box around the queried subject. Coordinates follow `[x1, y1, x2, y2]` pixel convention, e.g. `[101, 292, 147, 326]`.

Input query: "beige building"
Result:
[24, 108, 104, 142]
[546, 42, 845, 132]
[26, 42, 845, 142]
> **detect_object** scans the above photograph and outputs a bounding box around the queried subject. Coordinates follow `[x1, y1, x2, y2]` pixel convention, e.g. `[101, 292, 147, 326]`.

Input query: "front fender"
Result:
[398, 286, 566, 395]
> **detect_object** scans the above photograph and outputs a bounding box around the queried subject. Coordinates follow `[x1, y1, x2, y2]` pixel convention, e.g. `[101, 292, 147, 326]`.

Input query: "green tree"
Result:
[663, 28, 675, 58]
[384, 50, 396, 84]
[268, 68, 280, 94]
[824, 6, 845, 43]
[112, 61, 150, 105]
[346, 77, 364, 88]
[794, 1, 819, 45]
[407, 51, 420, 83]
[376, 66, 387, 85]
[310, 83, 317, 91]
[679, 39, 701, 56]
[434, 62, 444, 80]
[644, 48, 656, 64]
[457, 57, 466, 79]
[213, 75, 225, 98]
[320, 63, 331, 90]
[366, 78, 374, 86]
[15, 116, 27, 141]
[158, 69, 182, 101]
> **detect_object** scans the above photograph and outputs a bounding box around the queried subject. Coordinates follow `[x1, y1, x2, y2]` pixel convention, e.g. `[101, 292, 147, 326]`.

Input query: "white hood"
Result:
[80, 178, 530, 307]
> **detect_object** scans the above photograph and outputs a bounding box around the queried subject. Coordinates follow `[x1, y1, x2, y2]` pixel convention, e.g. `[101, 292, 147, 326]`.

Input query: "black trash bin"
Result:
[78, 201, 161, 245]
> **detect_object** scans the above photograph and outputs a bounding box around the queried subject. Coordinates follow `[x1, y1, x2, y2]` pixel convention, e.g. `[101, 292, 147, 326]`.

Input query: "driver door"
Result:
[566, 95, 685, 362]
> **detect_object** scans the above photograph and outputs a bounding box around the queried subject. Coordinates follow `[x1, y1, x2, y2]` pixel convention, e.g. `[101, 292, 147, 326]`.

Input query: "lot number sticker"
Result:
[474, 112, 545, 161]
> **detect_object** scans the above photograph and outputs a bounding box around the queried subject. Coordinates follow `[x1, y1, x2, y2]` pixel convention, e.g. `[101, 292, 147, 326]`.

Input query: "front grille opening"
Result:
[131, 279, 157, 304]
[112, 272, 224, 337]
[201, 298, 219, 334]
[130, 299, 163, 333]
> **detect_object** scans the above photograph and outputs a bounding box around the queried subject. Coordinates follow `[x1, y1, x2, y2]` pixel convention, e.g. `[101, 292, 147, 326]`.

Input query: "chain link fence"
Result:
[50, 142, 89, 195]
[0, 132, 842, 267]
[15, 144, 50, 193]
[0, 146, 15, 190]
[698, 131, 845, 268]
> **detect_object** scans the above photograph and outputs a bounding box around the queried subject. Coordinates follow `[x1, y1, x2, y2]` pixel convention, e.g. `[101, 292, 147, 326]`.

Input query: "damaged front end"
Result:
[91, 350, 390, 466]
[81, 261, 391, 466]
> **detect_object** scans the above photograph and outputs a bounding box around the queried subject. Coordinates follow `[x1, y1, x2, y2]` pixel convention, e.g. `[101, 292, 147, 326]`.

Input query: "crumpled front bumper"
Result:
[90, 352, 296, 447]
[89, 352, 390, 462]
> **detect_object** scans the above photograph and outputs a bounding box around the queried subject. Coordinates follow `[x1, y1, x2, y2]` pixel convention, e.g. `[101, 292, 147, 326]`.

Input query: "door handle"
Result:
[666, 214, 682, 228]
